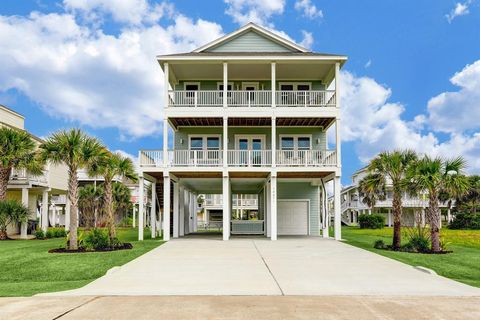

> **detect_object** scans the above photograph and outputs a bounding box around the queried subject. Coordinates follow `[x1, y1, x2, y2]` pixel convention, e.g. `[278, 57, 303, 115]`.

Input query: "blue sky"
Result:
[1, 0, 479, 184]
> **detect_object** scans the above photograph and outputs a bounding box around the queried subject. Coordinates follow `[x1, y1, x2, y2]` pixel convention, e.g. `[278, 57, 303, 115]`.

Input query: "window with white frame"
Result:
[189, 135, 221, 150]
[280, 136, 311, 150]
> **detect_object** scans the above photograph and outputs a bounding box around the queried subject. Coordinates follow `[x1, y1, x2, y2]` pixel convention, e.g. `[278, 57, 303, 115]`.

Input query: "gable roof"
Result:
[193, 22, 309, 53]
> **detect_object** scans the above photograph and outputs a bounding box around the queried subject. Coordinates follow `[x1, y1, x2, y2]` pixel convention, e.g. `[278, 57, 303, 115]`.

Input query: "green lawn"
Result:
[341, 226, 480, 288]
[0, 228, 163, 297]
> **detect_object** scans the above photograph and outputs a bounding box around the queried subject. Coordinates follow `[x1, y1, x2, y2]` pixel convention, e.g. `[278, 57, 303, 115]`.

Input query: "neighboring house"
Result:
[198, 194, 259, 232]
[1, 105, 69, 237]
[337, 167, 452, 227]
[137, 23, 346, 241]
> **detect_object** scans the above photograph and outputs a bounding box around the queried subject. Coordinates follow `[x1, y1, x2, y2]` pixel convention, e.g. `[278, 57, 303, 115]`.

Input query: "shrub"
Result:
[34, 229, 45, 240]
[83, 228, 109, 250]
[358, 214, 385, 229]
[373, 239, 386, 249]
[448, 213, 480, 230]
[45, 229, 54, 238]
[117, 216, 132, 227]
[406, 234, 430, 253]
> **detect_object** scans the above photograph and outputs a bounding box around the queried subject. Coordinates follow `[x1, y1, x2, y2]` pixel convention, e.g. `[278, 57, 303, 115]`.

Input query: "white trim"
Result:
[158, 56, 348, 63]
[183, 82, 200, 90]
[279, 134, 313, 150]
[193, 23, 309, 53]
[241, 82, 259, 90]
[277, 199, 310, 236]
[235, 135, 266, 150]
[188, 134, 222, 150]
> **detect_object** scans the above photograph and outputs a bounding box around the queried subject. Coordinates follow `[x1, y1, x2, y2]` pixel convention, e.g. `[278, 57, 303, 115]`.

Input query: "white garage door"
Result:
[277, 200, 309, 235]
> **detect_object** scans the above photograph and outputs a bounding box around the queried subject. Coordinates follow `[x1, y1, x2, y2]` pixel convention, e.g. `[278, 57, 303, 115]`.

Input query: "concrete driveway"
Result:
[46, 237, 480, 296]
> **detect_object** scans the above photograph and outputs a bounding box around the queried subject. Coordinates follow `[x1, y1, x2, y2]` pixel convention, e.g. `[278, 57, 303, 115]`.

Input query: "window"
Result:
[189, 136, 221, 150]
[207, 137, 220, 150]
[280, 136, 311, 150]
[297, 137, 311, 150]
[190, 137, 203, 150]
[185, 84, 199, 91]
[281, 137, 294, 150]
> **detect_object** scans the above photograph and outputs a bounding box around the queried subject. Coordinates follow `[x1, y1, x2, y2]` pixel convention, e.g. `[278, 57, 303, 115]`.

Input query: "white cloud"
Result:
[299, 30, 313, 49]
[427, 60, 480, 133]
[224, 0, 285, 27]
[446, 1, 472, 23]
[364, 59, 372, 68]
[63, 0, 174, 25]
[294, 0, 323, 19]
[338, 69, 480, 173]
[0, 7, 223, 138]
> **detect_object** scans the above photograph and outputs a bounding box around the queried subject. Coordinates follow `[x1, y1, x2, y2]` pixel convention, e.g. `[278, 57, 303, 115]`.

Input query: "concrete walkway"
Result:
[2, 296, 480, 320]
[43, 237, 480, 296]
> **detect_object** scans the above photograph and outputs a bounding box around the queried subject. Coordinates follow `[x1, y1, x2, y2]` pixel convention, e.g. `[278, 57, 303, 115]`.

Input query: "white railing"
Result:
[205, 194, 258, 208]
[228, 150, 272, 167]
[231, 220, 264, 235]
[10, 168, 49, 184]
[276, 90, 336, 107]
[167, 90, 336, 107]
[229, 91, 271, 107]
[169, 150, 223, 167]
[276, 150, 336, 166]
[168, 90, 223, 107]
[139, 150, 163, 167]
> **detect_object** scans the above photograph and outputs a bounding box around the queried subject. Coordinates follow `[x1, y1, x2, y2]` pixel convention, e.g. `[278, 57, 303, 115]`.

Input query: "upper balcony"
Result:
[167, 89, 336, 108]
[9, 168, 49, 187]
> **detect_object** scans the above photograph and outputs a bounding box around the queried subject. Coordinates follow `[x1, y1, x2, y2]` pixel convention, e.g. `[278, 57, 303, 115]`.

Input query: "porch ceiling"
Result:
[166, 60, 335, 84]
[170, 117, 334, 129]
[230, 178, 265, 194]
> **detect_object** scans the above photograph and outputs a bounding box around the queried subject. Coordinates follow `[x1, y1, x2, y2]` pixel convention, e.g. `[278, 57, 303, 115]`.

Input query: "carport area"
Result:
[49, 237, 480, 296]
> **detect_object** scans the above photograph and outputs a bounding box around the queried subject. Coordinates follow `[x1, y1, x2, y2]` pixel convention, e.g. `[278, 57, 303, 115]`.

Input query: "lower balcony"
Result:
[9, 168, 49, 185]
[139, 149, 337, 168]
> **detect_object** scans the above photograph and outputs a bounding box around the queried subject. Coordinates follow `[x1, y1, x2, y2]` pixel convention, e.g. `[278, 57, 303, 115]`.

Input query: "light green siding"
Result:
[207, 30, 294, 53]
[174, 80, 325, 91]
[277, 182, 321, 235]
[174, 127, 326, 151]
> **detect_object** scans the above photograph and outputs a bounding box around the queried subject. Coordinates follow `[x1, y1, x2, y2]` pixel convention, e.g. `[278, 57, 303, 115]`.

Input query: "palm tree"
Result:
[40, 129, 105, 250]
[112, 182, 133, 221]
[88, 152, 136, 242]
[457, 175, 480, 214]
[407, 156, 469, 252]
[79, 184, 104, 230]
[0, 127, 43, 200]
[358, 173, 386, 213]
[368, 150, 417, 249]
[0, 199, 29, 240]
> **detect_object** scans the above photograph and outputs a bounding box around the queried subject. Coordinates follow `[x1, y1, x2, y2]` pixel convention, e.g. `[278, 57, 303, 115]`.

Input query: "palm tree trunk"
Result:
[0, 227, 8, 240]
[392, 189, 402, 250]
[429, 190, 441, 252]
[68, 167, 79, 250]
[104, 178, 116, 243]
[0, 167, 11, 201]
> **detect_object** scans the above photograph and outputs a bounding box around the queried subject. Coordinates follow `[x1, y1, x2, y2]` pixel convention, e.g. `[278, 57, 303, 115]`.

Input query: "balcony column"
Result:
[163, 175, 171, 241]
[265, 182, 270, 237]
[271, 62, 276, 108]
[223, 62, 228, 108]
[138, 175, 144, 240]
[222, 174, 230, 241]
[173, 182, 179, 238]
[41, 189, 49, 232]
[334, 176, 342, 240]
[179, 185, 185, 236]
[321, 179, 329, 238]
[335, 62, 341, 167]
[270, 175, 277, 241]
[132, 203, 136, 228]
[192, 193, 198, 232]
[150, 181, 156, 238]
[163, 119, 168, 168]
[65, 198, 70, 232]
[271, 117, 276, 167]
[20, 188, 29, 238]
[223, 116, 228, 168]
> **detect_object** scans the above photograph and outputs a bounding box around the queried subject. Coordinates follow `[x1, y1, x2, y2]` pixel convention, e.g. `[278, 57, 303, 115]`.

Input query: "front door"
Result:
[236, 135, 265, 166]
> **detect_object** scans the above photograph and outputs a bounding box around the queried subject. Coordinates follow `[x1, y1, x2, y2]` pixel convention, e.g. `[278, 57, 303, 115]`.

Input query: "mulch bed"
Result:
[49, 243, 133, 253]
[378, 246, 453, 254]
